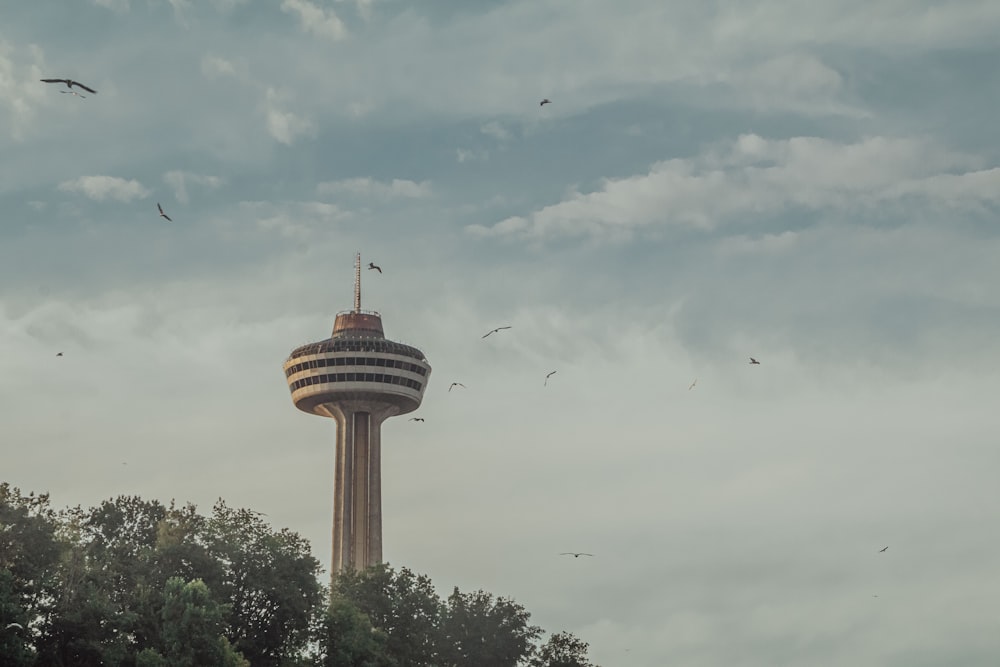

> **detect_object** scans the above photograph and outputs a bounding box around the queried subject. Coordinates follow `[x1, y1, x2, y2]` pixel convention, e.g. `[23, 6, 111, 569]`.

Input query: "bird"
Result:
[157, 203, 172, 222]
[749, 357, 760, 365]
[560, 552, 593, 558]
[688, 379, 697, 390]
[540, 99, 551, 106]
[368, 262, 382, 273]
[879, 546, 888, 553]
[5, 623, 23, 630]
[544, 371, 557, 386]
[56, 352, 63, 357]
[409, 417, 425, 422]
[448, 382, 466, 392]
[482, 326, 511, 338]
[41, 78, 97, 94]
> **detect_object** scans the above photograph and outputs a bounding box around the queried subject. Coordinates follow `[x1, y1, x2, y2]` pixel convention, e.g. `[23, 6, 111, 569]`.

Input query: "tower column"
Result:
[368, 418, 383, 565]
[327, 402, 395, 577]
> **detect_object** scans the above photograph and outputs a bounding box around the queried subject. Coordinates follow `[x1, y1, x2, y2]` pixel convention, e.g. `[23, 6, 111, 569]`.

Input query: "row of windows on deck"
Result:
[290, 373, 423, 392]
[289, 339, 425, 361]
[285, 356, 428, 378]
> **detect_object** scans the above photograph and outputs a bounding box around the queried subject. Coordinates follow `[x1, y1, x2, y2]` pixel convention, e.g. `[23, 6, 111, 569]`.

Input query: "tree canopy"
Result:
[0, 484, 599, 666]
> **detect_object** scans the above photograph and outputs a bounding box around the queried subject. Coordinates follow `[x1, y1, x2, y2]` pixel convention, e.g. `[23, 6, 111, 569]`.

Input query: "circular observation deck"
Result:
[283, 310, 431, 417]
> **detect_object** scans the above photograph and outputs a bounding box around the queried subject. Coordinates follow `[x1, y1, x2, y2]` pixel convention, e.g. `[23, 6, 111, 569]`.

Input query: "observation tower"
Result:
[283, 254, 431, 575]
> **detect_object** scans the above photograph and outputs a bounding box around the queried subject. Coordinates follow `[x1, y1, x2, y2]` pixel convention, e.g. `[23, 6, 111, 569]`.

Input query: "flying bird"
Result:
[41, 78, 97, 94]
[157, 203, 172, 222]
[5, 623, 23, 630]
[540, 99, 551, 106]
[448, 382, 466, 392]
[482, 326, 511, 338]
[688, 379, 697, 390]
[544, 370, 557, 386]
[409, 417, 425, 422]
[560, 552, 593, 558]
[749, 357, 760, 365]
[879, 546, 888, 553]
[56, 352, 63, 357]
[368, 262, 382, 273]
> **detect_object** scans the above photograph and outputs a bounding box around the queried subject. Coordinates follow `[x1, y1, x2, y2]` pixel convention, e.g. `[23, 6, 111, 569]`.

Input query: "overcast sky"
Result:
[3, 1, 1000, 665]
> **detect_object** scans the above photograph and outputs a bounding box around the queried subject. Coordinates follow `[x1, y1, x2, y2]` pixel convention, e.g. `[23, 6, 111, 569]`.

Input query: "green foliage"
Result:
[204, 500, 324, 667]
[333, 563, 443, 667]
[439, 588, 542, 667]
[0, 487, 601, 667]
[531, 631, 598, 667]
[320, 596, 391, 667]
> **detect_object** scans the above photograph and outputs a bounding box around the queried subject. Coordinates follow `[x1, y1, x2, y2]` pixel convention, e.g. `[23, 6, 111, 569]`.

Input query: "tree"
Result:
[319, 596, 391, 667]
[205, 500, 324, 667]
[155, 577, 249, 667]
[439, 588, 541, 667]
[531, 631, 599, 667]
[334, 563, 444, 667]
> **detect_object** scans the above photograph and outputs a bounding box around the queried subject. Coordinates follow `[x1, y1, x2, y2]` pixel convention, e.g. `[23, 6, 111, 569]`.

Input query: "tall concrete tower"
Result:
[283, 254, 431, 575]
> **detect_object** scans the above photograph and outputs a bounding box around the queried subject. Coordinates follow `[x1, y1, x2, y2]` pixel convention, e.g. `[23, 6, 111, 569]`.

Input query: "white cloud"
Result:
[92, 0, 130, 10]
[455, 148, 490, 163]
[317, 177, 432, 199]
[336, 0, 377, 22]
[264, 88, 315, 145]
[455, 148, 488, 163]
[281, 0, 347, 41]
[480, 121, 512, 142]
[470, 134, 1000, 239]
[201, 54, 237, 79]
[0, 42, 49, 141]
[235, 200, 352, 239]
[58, 176, 150, 202]
[163, 171, 224, 204]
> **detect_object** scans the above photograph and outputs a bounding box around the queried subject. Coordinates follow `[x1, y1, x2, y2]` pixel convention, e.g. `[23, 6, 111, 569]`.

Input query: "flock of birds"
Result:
[30, 78, 898, 575]
[360, 260, 788, 560]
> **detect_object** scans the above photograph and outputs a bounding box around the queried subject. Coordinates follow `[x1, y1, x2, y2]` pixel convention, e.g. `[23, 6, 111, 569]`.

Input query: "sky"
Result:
[2, 0, 1000, 664]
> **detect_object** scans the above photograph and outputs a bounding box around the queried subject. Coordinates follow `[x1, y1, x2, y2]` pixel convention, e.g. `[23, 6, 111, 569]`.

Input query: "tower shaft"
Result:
[329, 402, 392, 572]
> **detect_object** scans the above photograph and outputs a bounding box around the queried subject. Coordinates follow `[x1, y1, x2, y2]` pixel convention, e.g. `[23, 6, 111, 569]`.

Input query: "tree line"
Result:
[0, 484, 598, 666]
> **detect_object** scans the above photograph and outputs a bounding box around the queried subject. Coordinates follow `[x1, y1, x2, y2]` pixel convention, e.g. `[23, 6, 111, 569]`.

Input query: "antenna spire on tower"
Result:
[354, 252, 361, 313]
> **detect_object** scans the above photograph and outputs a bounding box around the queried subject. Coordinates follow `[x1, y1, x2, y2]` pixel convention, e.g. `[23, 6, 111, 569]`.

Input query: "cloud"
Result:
[281, 0, 347, 41]
[163, 171, 224, 204]
[264, 88, 315, 145]
[317, 177, 432, 199]
[239, 200, 352, 239]
[58, 176, 150, 202]
[480, 121, 512, 142]
[201, 54, 237, 79]
[456, 148, 488, 163]
[469, 134, 1000, 239]
[0, 41, 49, 141]
[92, 0, 130, 10]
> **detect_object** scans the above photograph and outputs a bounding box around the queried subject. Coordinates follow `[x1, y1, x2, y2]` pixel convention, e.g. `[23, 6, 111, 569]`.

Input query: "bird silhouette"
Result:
[545, 371, 557, 386]
[368, 262, 382, 273]
[540, 99, 551, 106]
[560, 552, 593, 558]
[482, 326, 511, 338]
[41, 78, 97, 94]
[157, 203, 172, 222]
[5, 623, 23, 630]
[448, 382, 466, 392]
[56, 352, 63, 357]
[689, 379, 697, 390]
[409, 417, 425, 422]
[749, 358, 760, 365]
[879, 546, 888, 553]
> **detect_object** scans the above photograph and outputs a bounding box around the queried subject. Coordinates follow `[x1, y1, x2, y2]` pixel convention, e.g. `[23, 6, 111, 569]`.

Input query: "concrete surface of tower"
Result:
[282, 253, 431, 575]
